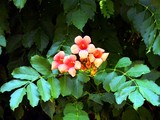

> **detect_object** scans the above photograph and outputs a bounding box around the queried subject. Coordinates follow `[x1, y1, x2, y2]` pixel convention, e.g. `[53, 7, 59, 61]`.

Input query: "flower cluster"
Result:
[51, 35, 109, 77]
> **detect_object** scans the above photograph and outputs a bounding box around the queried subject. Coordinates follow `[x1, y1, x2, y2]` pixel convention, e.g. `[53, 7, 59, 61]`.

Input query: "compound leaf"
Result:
[126, 64, 150, 77]
[12, 66, 40, 81]
[31, 55, 52, 76]
[48, 77, 61, 98]
[27, 83, 40, 107]
[10, 87, 26, 111]
[0, 80, 28, 93]
[37, 78, 51, 102]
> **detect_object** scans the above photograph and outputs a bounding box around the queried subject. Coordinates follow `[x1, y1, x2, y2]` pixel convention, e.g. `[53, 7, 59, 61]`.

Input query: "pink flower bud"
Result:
[89, 54, 95, 63]
[79, 50, 88, 59]
[94, 58, 103, 67]
[71, 44, 79, 54]
[75, 61, 81, 69]
[51, 61, 58, 70]
[88, 44, 96, 53]
[101, 53, 109, 61]
[68, 68, 76, 77]
[58, 64, 68, 73]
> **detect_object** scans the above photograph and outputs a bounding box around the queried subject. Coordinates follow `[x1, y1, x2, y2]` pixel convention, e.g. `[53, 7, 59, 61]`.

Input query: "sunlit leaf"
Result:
[0, 35, 6, 47]
[27, 83, 40, 107]
[126, 64, 150, 77]
[115, 86, 136, 104]
[59, 76, 72, 96]
[30, 55, 52, 76]
[37, 78, 51, 102]
[63, 102, 89, 120]
[0, 80, 28, 93]
[109, 75, 126, 92]
[115, 57, 132, 68]
[136, 79, 160, 95]
[12, 66, 40, 81]
[128, 89, 145, 110]
[71, 79, 83, 98]
[139, 86, 160, 106]
[103, 72, 117, 92]
[13, 0, 27, 9]
[10, 87, 26, 111]
[48, 77, 61, 98]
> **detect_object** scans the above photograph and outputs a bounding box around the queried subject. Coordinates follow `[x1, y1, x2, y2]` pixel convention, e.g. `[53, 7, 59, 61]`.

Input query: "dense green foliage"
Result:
[0, 0, 160, 120]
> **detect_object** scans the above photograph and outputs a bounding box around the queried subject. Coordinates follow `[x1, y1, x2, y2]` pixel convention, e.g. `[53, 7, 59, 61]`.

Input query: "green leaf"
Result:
[128, 89, 145, 110]
[0, 80, 28, 93]
[6, 35, 22, 53]
[65, 0, 96, 31]
[115, 57, 132, 68]
[27, 83, 40, 107]
[64, 102, 83, 114]
[136, 79, 160, 95]
[126, 64, 150, 77]
[153, 35, 160, 55]
[103, 72, 117, 92]
[77, 71, 90, 83]
[12, 66, 40, 81]
[48, 77, 61, 98]
[99, 0, 114, 18]
[109, 75, 126, 92]
[59, 76, 72, 96]
[61, 0, 78, 12]
[122, 107, 140, 120]
[47, 41, 62, 58]
[63, 102, 89, 120]
[13, 104, 24, 120]
[62, 45, 72, 55]
[71, 79, 83, 98]
[22, 30, 36, 48]
[89, 94, 103, 105]
[10, 87, 26, 111]
[0, 1, 9, 35]
[37, 78, 51, 102]
[115, 86, 136, 104]
[13, 0, 27, 9]
[142, 70, 160, 81]
[34, 28, 49, 52]
[0, 35, 6, 47]
[101, 93, 115, 104]
[138, 107, 153, 120]
[41, 100, 55, 120]
[94, 71, 107, 85]
[117, 81, 133, 91]
[0, 46, 2, 55]
[67, 9, 88, 31]
[30, 55, 52, 76]
[139, 86, 160, 106]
